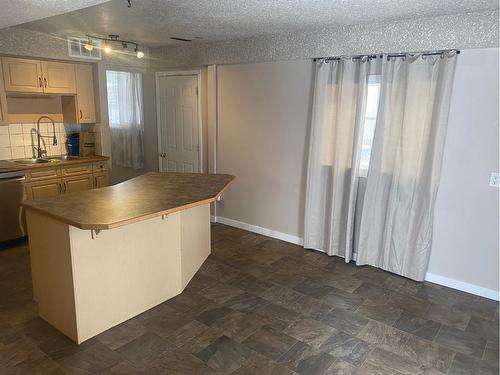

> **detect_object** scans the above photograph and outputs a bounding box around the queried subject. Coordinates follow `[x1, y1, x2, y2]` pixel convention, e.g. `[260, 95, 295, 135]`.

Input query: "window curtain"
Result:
[106, 70, 145, 169]
[356, 52, 458, 280]
[304, 58, 372, 261]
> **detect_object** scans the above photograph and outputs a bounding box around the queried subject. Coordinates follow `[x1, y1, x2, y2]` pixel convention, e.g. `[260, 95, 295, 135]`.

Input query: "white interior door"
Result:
[158, 75, 199, 172]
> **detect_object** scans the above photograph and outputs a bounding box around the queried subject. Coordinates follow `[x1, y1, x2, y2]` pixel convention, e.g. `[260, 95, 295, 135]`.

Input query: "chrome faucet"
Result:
[36, 116, 57, 159]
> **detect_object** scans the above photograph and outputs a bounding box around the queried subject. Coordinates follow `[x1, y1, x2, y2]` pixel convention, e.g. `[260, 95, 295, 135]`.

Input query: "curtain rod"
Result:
[313, 49, 460, 62]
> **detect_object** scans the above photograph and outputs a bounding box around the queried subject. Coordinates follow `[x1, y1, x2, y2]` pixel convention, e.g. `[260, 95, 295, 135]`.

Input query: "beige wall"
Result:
[214, 50, 499, 296]
[216, 60, 314, 238]
[428, 48, 499, 294]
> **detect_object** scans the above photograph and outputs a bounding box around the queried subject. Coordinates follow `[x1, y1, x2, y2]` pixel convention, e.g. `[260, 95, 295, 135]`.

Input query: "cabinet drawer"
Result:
[92, 161, 108, 173]
[25, 168, 60, 182]
[61, 163, 92, 176]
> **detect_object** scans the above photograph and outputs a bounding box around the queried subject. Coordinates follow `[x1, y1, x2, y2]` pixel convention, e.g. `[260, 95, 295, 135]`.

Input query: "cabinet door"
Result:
[62, 174, 93, 194]
[93, 173, 109, 188]
[0, 60, 8, 124]
[75, 64, 96, 123]
[41, 61, 76, 94]
[25, 179, 62, 200]
[2, 57, 43, 93]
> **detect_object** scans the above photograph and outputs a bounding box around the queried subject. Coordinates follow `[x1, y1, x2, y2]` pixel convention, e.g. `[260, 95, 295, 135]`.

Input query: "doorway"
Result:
[156, 71, 202, 173]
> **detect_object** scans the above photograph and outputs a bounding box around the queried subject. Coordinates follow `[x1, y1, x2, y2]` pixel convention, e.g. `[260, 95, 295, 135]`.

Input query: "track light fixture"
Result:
[85, 34, 144, 59]
[135, 48, 144, 59]
[83, 37, 94, 51]
[103, 42, 112, 54]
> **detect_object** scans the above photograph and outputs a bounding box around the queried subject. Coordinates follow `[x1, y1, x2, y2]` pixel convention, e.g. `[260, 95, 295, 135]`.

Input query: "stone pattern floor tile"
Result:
[0, 223, 497, 374]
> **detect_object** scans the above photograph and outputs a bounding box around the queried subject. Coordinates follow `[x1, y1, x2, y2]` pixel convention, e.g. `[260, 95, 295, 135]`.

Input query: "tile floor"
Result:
[0, 223, 498, 374]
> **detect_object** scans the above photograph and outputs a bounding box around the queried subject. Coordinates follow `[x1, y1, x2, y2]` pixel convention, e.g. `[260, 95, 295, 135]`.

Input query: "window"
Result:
[106, 70, 144, 169]
[359, 75, 381, 177]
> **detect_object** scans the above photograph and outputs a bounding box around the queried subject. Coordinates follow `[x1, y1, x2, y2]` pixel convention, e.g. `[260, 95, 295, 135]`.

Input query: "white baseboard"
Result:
[212, 216, 303, 245]
[424, 273, 499, 301]
[212, 216, 499, 301]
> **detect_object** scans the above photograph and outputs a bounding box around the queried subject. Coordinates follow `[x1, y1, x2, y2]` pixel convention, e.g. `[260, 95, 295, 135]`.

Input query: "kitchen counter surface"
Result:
[22, 172, 234, 230]
[0, 155, 109, 173]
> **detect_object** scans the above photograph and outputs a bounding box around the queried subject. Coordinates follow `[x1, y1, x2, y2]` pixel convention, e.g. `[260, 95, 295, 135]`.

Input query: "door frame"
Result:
[155, 70, 203, 173]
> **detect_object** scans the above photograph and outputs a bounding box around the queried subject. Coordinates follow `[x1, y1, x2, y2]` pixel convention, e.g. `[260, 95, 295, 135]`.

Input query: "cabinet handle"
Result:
[94, 177, 97, 187]
[43, 78, 47, 88]
[80, 110, 83, 119]
[38, 77, 42, 87]
[63, 182, 67, 192]
[58, 183, 62, 193]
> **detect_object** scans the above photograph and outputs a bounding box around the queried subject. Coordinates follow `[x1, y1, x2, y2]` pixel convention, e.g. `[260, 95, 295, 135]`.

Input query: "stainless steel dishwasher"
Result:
[0, 171, 25, 242]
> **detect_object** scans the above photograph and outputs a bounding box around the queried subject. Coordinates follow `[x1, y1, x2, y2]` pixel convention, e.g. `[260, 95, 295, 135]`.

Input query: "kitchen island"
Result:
[21, 172, 234, 344]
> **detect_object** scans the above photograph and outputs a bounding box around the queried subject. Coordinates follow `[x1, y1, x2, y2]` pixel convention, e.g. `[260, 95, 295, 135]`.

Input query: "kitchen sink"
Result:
[13, 158, 50, 164]
[51, 155, 80, 161]
[13, 155, 80, 164]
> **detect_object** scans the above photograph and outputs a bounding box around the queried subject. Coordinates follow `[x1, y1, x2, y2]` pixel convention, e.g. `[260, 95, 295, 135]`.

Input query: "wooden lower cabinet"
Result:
[93, 173, 109, 188]
[62, 175, 93, 194]
[24, 161, 109, 200]
[25, 179, 62, 200]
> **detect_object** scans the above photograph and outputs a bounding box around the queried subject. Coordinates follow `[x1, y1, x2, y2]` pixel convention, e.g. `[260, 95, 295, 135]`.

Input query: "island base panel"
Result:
[26, 203, 211, 344]
[26, 210, 78, 342]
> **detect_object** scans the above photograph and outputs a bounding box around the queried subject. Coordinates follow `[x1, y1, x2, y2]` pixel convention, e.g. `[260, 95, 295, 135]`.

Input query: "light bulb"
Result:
[135, 49, 144, 59]
[84, 43, 93, 51]
[103, 44, 112, 54]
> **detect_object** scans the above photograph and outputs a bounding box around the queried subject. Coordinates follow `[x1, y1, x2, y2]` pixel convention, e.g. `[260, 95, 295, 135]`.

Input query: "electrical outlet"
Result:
[489, 172, 500, 188]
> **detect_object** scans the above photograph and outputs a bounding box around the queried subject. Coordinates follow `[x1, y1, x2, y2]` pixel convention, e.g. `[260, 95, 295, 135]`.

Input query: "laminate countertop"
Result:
[0, 155, 109, 173]
[22, 172, 235, 230]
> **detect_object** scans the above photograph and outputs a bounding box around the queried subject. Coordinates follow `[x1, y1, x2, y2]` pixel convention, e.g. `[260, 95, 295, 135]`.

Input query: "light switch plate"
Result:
[489, 172, 500, 188]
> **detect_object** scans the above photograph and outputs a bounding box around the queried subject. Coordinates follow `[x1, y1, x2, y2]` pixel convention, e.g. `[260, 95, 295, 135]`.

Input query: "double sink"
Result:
[13, 156, 80, 165]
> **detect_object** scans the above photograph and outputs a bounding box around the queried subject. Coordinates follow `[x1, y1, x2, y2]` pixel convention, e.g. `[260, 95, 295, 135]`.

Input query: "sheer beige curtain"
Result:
[356, 52, 458, 280]
[304, 58, 371, 260]
[106, 70, 145, 169]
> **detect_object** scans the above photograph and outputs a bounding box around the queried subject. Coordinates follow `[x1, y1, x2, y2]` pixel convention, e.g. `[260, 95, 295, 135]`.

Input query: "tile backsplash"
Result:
[0, 123, 68, 160]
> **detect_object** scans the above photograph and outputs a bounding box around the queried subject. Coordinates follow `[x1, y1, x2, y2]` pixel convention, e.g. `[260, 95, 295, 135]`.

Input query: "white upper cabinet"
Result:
[0, 56, 95, 124]
[75, 64, 96, 123]
[40, 61, 76, 94]
[2, 57, 77, 94]
[2, 57, 43, 93]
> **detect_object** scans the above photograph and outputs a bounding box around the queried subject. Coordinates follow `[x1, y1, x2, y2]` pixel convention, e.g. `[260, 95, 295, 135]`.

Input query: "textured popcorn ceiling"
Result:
[17, 0, 499, 48]
[150, 10, 499, 67]
[0, 0, 111, 29]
